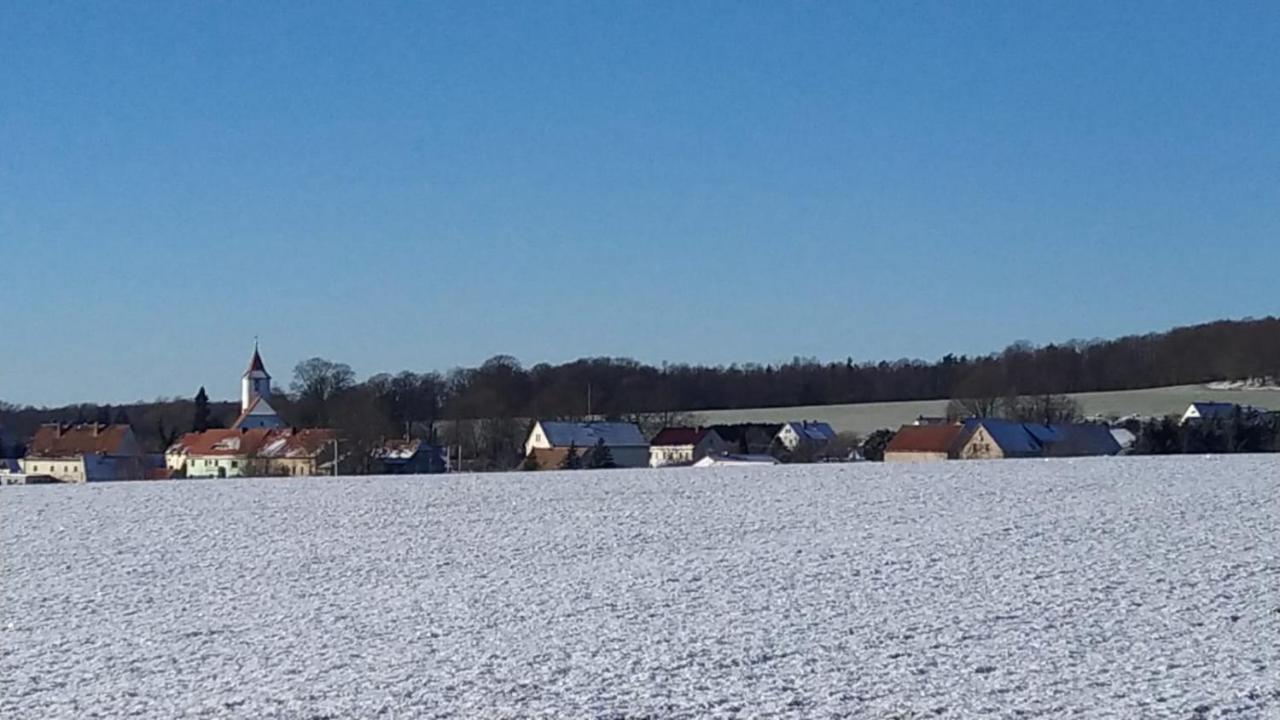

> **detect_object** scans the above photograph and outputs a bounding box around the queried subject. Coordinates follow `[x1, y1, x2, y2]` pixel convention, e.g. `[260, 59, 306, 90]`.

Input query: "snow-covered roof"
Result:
[230, 397, 283, 429]
[1110, 428, 1136, 449]
[371, 439, 425, 460]
[693, 453, 780, 467]
[536, 421, 648, 448]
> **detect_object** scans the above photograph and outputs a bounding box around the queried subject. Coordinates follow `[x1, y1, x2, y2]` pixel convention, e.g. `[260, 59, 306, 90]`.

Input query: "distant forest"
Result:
[3, 316, 1278, 457]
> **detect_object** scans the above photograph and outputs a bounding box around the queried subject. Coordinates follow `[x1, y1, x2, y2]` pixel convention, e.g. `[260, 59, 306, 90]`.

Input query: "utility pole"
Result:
[332, 438, 339, 477]
[587, 382, 593, 419]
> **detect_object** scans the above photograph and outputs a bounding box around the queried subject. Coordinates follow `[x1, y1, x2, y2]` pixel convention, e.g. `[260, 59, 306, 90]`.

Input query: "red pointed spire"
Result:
[245, 342, 268, 376]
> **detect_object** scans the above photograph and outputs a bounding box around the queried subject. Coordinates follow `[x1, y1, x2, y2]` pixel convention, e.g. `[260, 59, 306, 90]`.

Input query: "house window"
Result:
[231, 461, 238, 469]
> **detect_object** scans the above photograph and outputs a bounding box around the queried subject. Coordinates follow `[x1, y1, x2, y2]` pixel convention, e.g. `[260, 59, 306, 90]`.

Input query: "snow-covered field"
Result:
[3, 457, 1278, 718]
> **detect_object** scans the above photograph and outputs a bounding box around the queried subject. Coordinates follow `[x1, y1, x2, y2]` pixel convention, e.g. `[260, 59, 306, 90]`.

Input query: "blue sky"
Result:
[3, 1, 1278, 406]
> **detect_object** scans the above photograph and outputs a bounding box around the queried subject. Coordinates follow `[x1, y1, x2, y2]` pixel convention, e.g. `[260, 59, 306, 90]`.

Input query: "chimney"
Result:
[92, 423, 100, 437]
[55, 423, 65, 438]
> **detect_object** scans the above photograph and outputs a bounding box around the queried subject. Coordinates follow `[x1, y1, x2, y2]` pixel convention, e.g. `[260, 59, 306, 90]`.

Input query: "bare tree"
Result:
[947, 364, 1007, 419]
[291, 358, 356, 425]
[621, 410, 704, 439]
[1005, 394, 1081, 424]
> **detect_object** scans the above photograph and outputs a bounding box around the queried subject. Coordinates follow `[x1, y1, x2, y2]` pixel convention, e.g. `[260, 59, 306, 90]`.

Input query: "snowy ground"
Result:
[2, 457, 1278, 718]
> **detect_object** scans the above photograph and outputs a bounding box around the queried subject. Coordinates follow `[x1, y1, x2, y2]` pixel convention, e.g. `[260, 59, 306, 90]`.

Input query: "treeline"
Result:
[2, 316, 1279, 458]
[1129, 412, 1280, 455]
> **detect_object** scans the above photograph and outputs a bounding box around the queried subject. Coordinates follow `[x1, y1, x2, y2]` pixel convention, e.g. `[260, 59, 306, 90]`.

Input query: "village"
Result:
[2, 346, 1272, 485]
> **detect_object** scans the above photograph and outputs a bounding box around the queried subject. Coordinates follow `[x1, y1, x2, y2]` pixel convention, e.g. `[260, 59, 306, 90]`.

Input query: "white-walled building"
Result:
[649, 427, 732, 467]
[167, 427, 335, 478]
[523, 421, 650, 469]
[774, 421, 837, 451]
[1178, 402, 1262, 425]
[20, 423, 144, 482]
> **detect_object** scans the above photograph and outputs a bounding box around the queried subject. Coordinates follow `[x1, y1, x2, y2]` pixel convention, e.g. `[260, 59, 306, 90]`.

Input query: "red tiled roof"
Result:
[171, 428, 275, 457]
[28, 424, 133, 457]
[651, 427, 708, 447]
[170, 428, 336, 459]
[885, 424, 965, 454]
[259, 429, 336, 459]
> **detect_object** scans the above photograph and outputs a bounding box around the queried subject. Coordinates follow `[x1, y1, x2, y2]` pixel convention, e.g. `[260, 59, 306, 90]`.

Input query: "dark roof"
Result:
[651, 427, 710, 447]
[886, 424, 965, 454]
[1048, 423, 1122, 457]
[707, 423, 782, 443]
[960, 419, 1045, 456]
[536, 421, 647, 448]
[28, 424, 134, 458]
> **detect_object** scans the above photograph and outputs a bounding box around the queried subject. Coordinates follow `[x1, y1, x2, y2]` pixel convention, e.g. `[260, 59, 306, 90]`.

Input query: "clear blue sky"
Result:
[3, 1, 1278, 407]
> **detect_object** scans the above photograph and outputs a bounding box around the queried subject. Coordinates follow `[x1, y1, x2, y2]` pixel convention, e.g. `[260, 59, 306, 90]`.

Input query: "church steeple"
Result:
[241, 342, 272, 412]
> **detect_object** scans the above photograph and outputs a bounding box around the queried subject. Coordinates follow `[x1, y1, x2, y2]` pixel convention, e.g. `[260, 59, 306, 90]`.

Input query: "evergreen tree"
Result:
[1134, 417, 1180, 454]
[113, 407, 131, 426]
[193, 387, 211, 432]
[860, 428, 896, 462]
[585, 438, 616, 469]
[558, 442, 581, 470]
[156, 419, 178, 451]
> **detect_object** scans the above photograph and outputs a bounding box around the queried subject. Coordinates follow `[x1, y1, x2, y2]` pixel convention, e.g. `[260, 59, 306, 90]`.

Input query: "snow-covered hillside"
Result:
[3, 458, 1278, 718]
[691, 383, 1280, 437]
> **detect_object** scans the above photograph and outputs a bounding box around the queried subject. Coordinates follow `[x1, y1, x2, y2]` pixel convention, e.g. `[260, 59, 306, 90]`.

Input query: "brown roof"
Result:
[651, 427, 710, 447]
[170, 428, 335, 459]
[526, 447, 580, 470]
[885, 424, 966, 454]
[258, 429, 335, 459]
[28, 424, 134, 458]
[171, 428, 275, 457]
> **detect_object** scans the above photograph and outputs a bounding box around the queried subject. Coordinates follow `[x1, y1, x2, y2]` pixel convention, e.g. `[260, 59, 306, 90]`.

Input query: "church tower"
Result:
[231, 342, 286, 430]
[241, 343, 272, 413]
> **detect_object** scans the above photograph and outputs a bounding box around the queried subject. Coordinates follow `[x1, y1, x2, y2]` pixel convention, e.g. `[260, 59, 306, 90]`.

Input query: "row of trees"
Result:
[1129, 412, 1280, 455]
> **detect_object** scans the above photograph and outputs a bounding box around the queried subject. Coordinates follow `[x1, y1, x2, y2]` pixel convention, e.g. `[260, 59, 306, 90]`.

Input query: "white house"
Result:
[774, 421, 837, 451]
[648, 427, 732, 467]
[1179, 402, 1260, 425]
[170, 428, 274, 478]
[524, 421, 650, 469]
[231, 345, 286, 430]
[168, 427, 335, 478]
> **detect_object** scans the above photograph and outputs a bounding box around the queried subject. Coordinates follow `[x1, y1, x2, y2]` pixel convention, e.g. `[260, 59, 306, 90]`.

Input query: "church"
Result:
[165, 345, 340, 478]
[231, 345, 287, 430]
